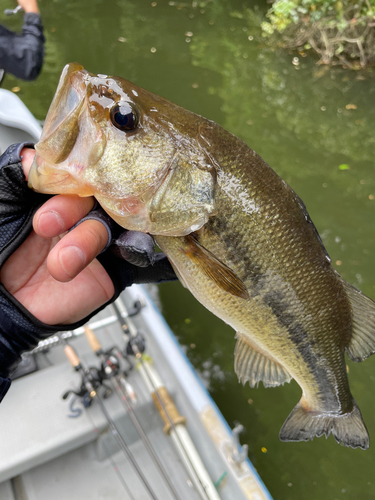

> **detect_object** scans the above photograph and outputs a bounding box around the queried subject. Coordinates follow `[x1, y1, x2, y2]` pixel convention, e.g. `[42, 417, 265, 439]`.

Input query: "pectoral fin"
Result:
[234, 333, 292, 388]
[181, 235, 249, 300]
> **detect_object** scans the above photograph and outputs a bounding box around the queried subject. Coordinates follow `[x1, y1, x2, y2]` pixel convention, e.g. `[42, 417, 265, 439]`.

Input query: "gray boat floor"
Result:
[1, 435, 198, 500]
[0, 288, 255, 500]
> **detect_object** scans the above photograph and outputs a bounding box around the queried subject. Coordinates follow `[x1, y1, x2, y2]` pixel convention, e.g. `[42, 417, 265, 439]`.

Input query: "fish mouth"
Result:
[28, 156, 94, 196]
[28, 63, 95, 196]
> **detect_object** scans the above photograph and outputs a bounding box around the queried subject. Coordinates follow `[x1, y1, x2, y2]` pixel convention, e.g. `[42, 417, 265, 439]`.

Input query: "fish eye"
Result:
[110, 102, 139, 131]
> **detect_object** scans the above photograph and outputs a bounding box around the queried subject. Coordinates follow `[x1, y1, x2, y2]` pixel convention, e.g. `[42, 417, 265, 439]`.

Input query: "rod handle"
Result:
[84, 326, 102, 353]
[152, 386, 186, 434]
[64, 345, 81, 368]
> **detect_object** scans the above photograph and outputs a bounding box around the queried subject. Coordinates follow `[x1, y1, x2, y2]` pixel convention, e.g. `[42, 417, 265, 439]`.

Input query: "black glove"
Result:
[0, 12, 45, 81]
[75, 205, 176, 283]
[0, 143, 176, 401]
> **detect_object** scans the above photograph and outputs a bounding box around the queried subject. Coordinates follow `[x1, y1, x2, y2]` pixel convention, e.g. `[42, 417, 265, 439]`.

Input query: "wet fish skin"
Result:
[156, 127, 354, 414]
[28, 63, 375, 449]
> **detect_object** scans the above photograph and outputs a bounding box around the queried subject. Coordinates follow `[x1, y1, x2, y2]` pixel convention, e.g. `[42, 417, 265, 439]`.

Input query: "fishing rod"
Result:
[112, 297, 222, 500]
[84, 406, 137, 500]
[4, 5, 23, 15]
[83, 325, 182, 500]
[62, 341, 160, 500]
[33, 295, 221, 499]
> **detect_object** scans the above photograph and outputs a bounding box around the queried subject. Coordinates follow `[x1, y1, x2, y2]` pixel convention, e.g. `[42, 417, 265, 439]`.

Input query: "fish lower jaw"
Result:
[28, 169, 92, 196]
[28, 154, 93, 196]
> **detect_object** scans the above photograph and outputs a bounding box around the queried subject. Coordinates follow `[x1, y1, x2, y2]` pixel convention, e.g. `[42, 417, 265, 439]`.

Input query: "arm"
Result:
[17, 0, 39, 14]
[0, 0, 44, 81]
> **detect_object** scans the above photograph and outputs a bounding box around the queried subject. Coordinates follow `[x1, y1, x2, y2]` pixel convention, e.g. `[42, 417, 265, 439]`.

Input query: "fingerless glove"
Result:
[0, 143, 176, 401]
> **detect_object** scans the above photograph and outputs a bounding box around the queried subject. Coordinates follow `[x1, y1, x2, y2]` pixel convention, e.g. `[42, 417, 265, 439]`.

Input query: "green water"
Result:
[2, 0, 375, 498]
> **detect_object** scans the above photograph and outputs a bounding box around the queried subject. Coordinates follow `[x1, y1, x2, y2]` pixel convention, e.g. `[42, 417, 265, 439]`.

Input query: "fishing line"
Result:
[85, 324, 182, 500]
[138, 357, 212, 500]
[113, 299, 215, 500]
[112, 374, 182, 500]
[94, 394, 159, 500]
[85, 408, 135, 500]
[62, 340, 160, 500]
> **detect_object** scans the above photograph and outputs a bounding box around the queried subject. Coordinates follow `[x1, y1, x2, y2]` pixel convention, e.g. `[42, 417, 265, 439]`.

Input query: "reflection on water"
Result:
[1, 0, 375, 498]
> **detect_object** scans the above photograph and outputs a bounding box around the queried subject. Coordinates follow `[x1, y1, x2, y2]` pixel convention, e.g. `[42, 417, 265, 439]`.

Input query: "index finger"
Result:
[33, 195, 96, 238]
[47, 219, 110, 282]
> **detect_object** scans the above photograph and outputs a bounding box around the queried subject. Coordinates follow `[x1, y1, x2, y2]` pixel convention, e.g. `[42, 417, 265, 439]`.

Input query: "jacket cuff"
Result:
[23, 12, 43, 28]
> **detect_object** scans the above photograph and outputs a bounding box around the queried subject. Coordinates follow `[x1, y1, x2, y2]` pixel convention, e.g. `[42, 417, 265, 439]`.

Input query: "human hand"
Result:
[0, 148, 114, 325]
[0, 147, 176, 326]
[17, 0, 39, 14]
[0, 144, 176, 400]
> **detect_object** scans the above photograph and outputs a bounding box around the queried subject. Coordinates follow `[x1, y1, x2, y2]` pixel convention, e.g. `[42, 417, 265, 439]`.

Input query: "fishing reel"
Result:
[125, 331, 146, 357]
[98, 347, 122, 379]
[117, 300, 143, 340]
[126, 299, 143, 318]
[62, 366, 112, 408]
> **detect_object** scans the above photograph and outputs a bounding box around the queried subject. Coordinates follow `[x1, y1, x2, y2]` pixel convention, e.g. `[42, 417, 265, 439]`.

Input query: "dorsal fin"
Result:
[181, 234, 249, 300]
[341, 280, 375, 362]
[234, 334, 292, 388]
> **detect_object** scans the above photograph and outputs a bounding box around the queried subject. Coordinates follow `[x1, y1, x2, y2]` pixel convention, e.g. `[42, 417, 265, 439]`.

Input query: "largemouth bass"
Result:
[29, 63, 375, 449]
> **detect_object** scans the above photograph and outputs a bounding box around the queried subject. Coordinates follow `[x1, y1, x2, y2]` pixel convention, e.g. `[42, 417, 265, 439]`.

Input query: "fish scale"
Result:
[28, 63, 375, 449]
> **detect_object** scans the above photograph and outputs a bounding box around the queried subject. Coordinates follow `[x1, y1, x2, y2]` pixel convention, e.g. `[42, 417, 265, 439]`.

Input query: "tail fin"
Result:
[279, 399, 369, 450]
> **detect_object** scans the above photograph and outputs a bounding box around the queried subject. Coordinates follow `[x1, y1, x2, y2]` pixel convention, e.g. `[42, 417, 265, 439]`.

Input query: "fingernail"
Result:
[58, 246, 86, 278]
[37, 211, 65, 237]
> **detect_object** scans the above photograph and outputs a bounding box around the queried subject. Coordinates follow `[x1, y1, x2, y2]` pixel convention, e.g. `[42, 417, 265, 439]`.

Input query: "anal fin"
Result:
[342, 280, 375, 362]
[234, 334, 292, 388]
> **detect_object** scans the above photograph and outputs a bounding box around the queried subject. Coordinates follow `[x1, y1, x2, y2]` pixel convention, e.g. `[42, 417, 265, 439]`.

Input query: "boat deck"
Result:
[0, 286, 271, 500]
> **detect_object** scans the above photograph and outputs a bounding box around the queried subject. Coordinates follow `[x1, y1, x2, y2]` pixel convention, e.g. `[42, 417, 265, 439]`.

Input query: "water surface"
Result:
[1, 0, 375, 498]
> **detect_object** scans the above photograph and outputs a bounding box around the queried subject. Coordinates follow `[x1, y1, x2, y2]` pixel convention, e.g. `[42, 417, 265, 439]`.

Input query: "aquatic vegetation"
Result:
[262, 0, 375, 68]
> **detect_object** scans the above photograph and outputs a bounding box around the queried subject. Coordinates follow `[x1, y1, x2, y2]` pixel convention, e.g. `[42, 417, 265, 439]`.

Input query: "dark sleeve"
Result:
[0, 13, 45, 81]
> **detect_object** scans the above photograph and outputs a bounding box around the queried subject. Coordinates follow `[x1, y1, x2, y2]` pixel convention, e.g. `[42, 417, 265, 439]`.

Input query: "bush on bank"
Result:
[261, 0, 375, 68]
